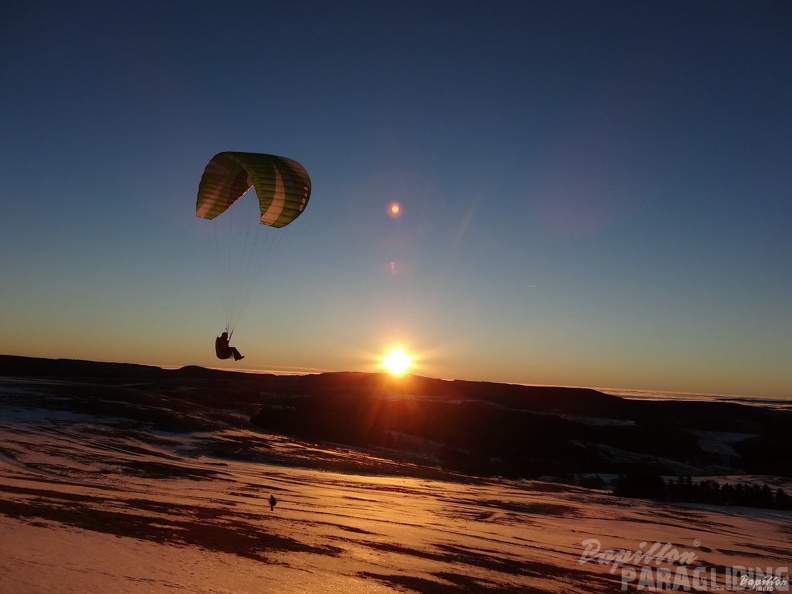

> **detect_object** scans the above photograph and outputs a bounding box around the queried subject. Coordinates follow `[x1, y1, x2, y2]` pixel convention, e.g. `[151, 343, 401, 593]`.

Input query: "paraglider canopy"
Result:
[196, 152, 312, 336]
[196, 151, 311, 227]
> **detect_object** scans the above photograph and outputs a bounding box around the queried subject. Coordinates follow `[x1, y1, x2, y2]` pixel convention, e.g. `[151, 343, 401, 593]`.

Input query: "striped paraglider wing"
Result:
[196, 152, 311, 228]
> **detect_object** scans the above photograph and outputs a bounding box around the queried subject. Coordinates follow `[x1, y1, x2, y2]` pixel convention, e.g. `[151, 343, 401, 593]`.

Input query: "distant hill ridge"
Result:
[0, 355, 253, 381]
[1, 354, 790, 478]
[0, 354, 621, 412]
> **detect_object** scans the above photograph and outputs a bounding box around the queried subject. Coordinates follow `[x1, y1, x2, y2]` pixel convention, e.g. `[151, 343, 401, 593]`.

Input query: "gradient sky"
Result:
[2, 1, 791, 398]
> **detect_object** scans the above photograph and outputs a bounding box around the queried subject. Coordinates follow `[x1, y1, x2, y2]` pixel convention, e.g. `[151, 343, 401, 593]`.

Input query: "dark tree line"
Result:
[614, 473, 792, 510]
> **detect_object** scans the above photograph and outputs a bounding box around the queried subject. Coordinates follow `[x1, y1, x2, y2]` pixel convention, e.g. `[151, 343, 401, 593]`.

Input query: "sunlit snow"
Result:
[1, 379, 789, 593]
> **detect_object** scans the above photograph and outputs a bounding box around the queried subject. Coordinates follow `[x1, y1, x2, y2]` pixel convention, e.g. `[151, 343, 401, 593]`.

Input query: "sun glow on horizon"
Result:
[382, 348, 413, 375]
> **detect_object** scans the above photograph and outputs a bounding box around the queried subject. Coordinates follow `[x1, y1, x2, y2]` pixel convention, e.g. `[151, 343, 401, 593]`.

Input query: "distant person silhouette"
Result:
[269, 495, 277, 511]
[215, 331, 244, 361]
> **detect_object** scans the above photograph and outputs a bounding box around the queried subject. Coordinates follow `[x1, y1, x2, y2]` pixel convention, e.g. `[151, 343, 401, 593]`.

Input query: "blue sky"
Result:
[2, 1, 790, 397]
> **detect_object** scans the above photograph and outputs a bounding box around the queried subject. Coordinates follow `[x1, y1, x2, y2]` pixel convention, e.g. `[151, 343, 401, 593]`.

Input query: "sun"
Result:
[382, 348, 413, 375]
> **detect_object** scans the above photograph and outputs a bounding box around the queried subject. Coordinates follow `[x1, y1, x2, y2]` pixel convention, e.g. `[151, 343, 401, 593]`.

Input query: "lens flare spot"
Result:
[382, 348, 412, 375]
[387, 202, 403, 218]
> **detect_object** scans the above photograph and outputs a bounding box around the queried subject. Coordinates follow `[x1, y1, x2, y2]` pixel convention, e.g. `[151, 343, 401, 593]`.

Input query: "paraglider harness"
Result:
[215, 330, 233, 360]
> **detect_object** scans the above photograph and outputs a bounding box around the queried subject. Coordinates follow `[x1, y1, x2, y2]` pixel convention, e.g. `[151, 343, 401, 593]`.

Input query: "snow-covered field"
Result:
[1, 379, 789, 593]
